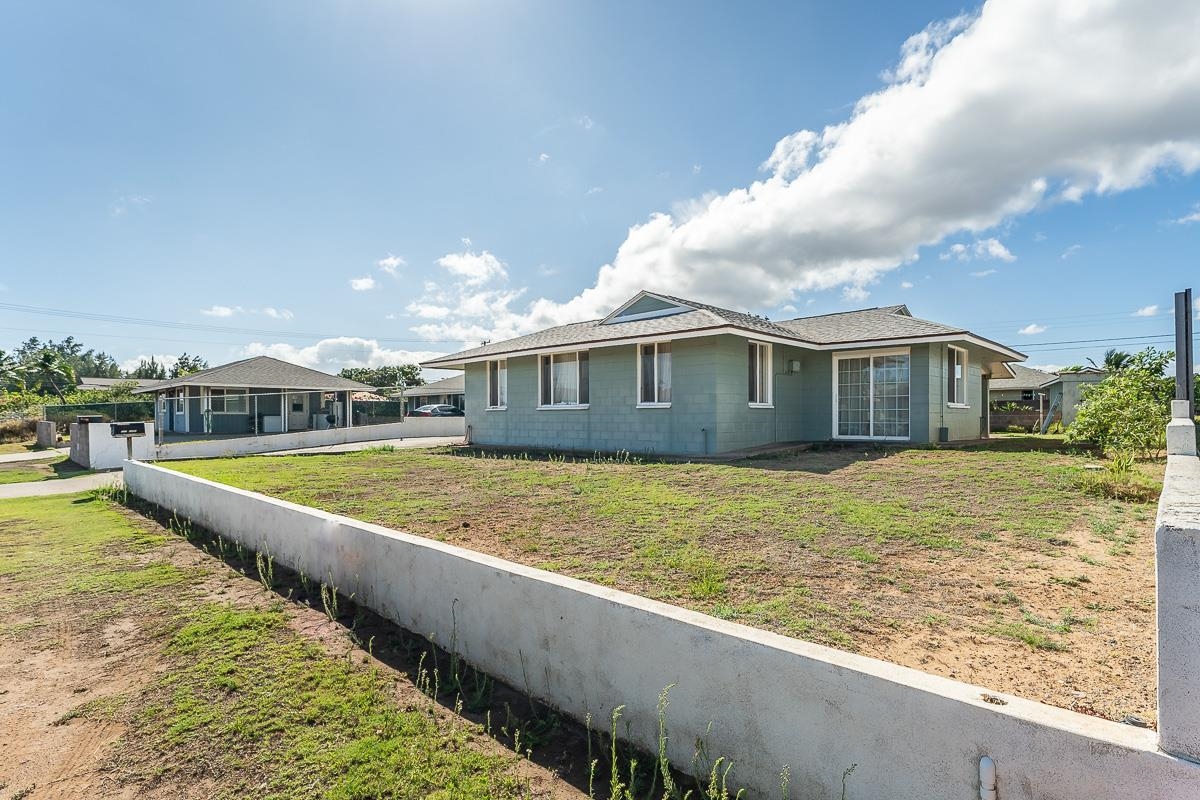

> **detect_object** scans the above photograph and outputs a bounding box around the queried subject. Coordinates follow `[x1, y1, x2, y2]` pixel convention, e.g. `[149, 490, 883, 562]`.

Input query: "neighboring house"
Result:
[405, 374, 465, 414]
[988, 364, 1056, 405]
[76, 376, 163, 392]
[988, 364, 1106, 426]
[421, 290, 1026, 456]
[133, 356, 373, 436]
[1045, 367, 1106, 426]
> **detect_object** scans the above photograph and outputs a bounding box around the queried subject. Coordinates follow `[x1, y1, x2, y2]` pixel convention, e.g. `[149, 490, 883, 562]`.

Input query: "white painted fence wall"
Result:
[154, 417, 464, 460]
[70, 421, 156, 469]
[122, 460, 1200, 800]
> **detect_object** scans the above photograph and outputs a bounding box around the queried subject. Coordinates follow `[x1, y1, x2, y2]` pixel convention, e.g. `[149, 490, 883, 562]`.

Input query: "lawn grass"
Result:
[0, 492, 546, 798]
[167, 442, 1163, 722]
[0, 454, 91, 484]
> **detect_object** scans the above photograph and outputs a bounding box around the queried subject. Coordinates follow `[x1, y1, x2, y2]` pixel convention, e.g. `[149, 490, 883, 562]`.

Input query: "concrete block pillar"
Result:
[35, 420, 57, 448]
[1157, 454, 1200, 760]
[1167, 400, 1197, 456]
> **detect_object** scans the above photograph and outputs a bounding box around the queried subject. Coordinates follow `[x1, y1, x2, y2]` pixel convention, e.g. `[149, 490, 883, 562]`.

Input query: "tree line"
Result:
[0, 336, 209, 406]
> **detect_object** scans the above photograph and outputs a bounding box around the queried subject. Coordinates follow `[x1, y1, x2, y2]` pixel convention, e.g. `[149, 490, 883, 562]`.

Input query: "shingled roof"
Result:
[133, 356, 374, 394]
[421, 291, 1023, 369]
[989, 364, 1057, 391]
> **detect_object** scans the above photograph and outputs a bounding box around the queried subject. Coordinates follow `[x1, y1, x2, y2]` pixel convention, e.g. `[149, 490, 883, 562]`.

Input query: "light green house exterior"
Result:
[424, 292, 1023, 456]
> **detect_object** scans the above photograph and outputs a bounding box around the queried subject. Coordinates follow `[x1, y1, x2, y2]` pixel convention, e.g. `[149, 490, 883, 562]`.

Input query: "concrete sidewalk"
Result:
[0, 471, 121, 499]
[0, 447, 70, 464]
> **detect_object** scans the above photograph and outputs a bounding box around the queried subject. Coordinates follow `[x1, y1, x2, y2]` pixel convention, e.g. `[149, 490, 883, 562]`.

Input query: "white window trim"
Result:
[209, 386, 250, 415]
[636, 341, 672, 408]
[748, 340, 773, 408]
[947, 345, 969, 408]
[831, 347, 912, 442]
[485, 358, 508, 411]
[536, 351, 590, 410]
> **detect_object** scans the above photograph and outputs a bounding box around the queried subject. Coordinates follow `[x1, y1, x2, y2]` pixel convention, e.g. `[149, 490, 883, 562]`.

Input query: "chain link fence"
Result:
[42, 400, 157, 430]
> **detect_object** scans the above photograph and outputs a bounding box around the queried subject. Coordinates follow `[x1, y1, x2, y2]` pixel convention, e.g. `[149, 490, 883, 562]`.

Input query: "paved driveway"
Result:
[0, 471, 121, 499]
[0, 447, 70, 464]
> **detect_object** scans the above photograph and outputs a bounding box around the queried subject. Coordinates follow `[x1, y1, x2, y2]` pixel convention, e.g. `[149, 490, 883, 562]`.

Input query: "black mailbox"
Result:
[111, 422, 147, 438]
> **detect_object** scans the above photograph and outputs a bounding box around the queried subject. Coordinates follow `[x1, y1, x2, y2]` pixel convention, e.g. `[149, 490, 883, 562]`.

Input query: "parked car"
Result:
[408, 404, 464, 417]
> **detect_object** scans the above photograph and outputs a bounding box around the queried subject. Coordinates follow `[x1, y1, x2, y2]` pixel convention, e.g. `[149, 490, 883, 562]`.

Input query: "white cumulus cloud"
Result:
[900, 281, 914, 289]
[1018, 323, 1047, 335]
[1133, 304, 1160, 317]
[377, 254, 405, 277]
[1171, 204, 1200, 225]
[261, 307, 294, 320]
[350, 276, 377, 291]
[201, 305, 241, 317]
[970, 269, 998, 278]
[413, 1, 1200, 343]
[119, 353, 179, 373]
[436, 250, 508, 287]
[940, 238, 1016, 263]
[240, 338, 446, 375]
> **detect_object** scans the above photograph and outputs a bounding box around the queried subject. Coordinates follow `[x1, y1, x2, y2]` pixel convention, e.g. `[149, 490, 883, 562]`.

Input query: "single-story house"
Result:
[989, 364, 1105, 426]
[421, 290, 1026, 456]
[988, 364, 1056, 405]
[134, 356, 374, 436]
[405, 374, 465, 414]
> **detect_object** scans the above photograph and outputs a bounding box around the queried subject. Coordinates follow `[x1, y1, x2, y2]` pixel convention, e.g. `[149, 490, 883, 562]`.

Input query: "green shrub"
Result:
[1005, 424, 1028, 434]
[1067, 348, 1173, 457]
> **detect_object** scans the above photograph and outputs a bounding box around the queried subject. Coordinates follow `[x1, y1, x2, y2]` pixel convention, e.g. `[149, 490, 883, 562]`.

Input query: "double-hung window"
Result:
[638, 342, 672, 406]
[748, 341, 772, 406]
[539, 352, 589, 407]
[486, 359, 507, 409]
[210, 388, 248, 414]
[947, 346, 968, 406]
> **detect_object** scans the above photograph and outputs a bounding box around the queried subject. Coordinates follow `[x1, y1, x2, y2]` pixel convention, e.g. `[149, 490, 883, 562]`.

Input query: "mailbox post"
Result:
[110, 421, 147, 461]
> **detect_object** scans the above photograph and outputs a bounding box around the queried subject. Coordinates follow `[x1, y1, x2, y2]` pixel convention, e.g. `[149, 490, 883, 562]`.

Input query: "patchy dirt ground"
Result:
[170, 441, 1162, 726]
[0, 493, 589, 800]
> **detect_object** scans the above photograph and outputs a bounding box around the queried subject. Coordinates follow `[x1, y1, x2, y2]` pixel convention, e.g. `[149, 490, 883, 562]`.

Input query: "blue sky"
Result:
[2, 1, 1198, 376]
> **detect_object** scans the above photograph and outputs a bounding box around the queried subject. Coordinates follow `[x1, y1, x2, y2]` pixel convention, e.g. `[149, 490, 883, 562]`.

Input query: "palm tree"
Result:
[25, 349, 75, 403]
[1088, 348, 1132, 373]
[0, 350, 23, 391]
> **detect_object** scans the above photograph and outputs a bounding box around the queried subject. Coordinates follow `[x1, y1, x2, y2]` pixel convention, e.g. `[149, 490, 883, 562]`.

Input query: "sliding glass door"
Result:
[835, 350, 910, 440]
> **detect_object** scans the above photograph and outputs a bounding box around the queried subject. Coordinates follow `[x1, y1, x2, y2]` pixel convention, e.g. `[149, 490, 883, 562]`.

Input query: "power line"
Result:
[0, 302, 468, 345]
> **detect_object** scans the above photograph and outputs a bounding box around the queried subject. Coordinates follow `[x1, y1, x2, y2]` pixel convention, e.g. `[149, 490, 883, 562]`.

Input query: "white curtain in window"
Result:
[552, 353, 578, 404]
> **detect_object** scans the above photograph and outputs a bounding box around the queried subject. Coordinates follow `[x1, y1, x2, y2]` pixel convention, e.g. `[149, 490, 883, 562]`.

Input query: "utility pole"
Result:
[1175, 289, 1194, 419]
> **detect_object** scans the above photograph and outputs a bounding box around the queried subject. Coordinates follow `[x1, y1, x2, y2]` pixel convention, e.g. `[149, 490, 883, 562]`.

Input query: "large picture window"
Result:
[210, 388, 248, 414]
[835, 350, 910, 439]
[638, 342, 671, 406]
[539, 352, 589, 407]
[748, 341, 772, 405]
[947, 346, 967, 406]
[487, 359, 507, 409]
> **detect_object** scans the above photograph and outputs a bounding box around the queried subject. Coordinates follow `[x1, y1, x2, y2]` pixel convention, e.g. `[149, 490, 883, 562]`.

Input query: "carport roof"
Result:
[133, 356, 374, 393]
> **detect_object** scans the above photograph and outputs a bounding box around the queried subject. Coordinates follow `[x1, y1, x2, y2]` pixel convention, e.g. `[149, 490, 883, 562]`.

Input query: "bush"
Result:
[1005, 424, 1029, 433]
[1067, 348, 1173, 457]
[0, 417, 37, 443]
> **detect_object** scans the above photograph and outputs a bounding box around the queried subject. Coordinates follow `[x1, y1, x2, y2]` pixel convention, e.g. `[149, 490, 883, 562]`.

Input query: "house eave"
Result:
[420, 326, 1026, 369]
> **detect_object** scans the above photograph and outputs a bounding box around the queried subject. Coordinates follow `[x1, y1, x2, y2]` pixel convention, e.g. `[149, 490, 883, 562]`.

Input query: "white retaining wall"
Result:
[154, 417, 464, 460]
[70, 422, 156, 469]
[123, 460, 1200, 800]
